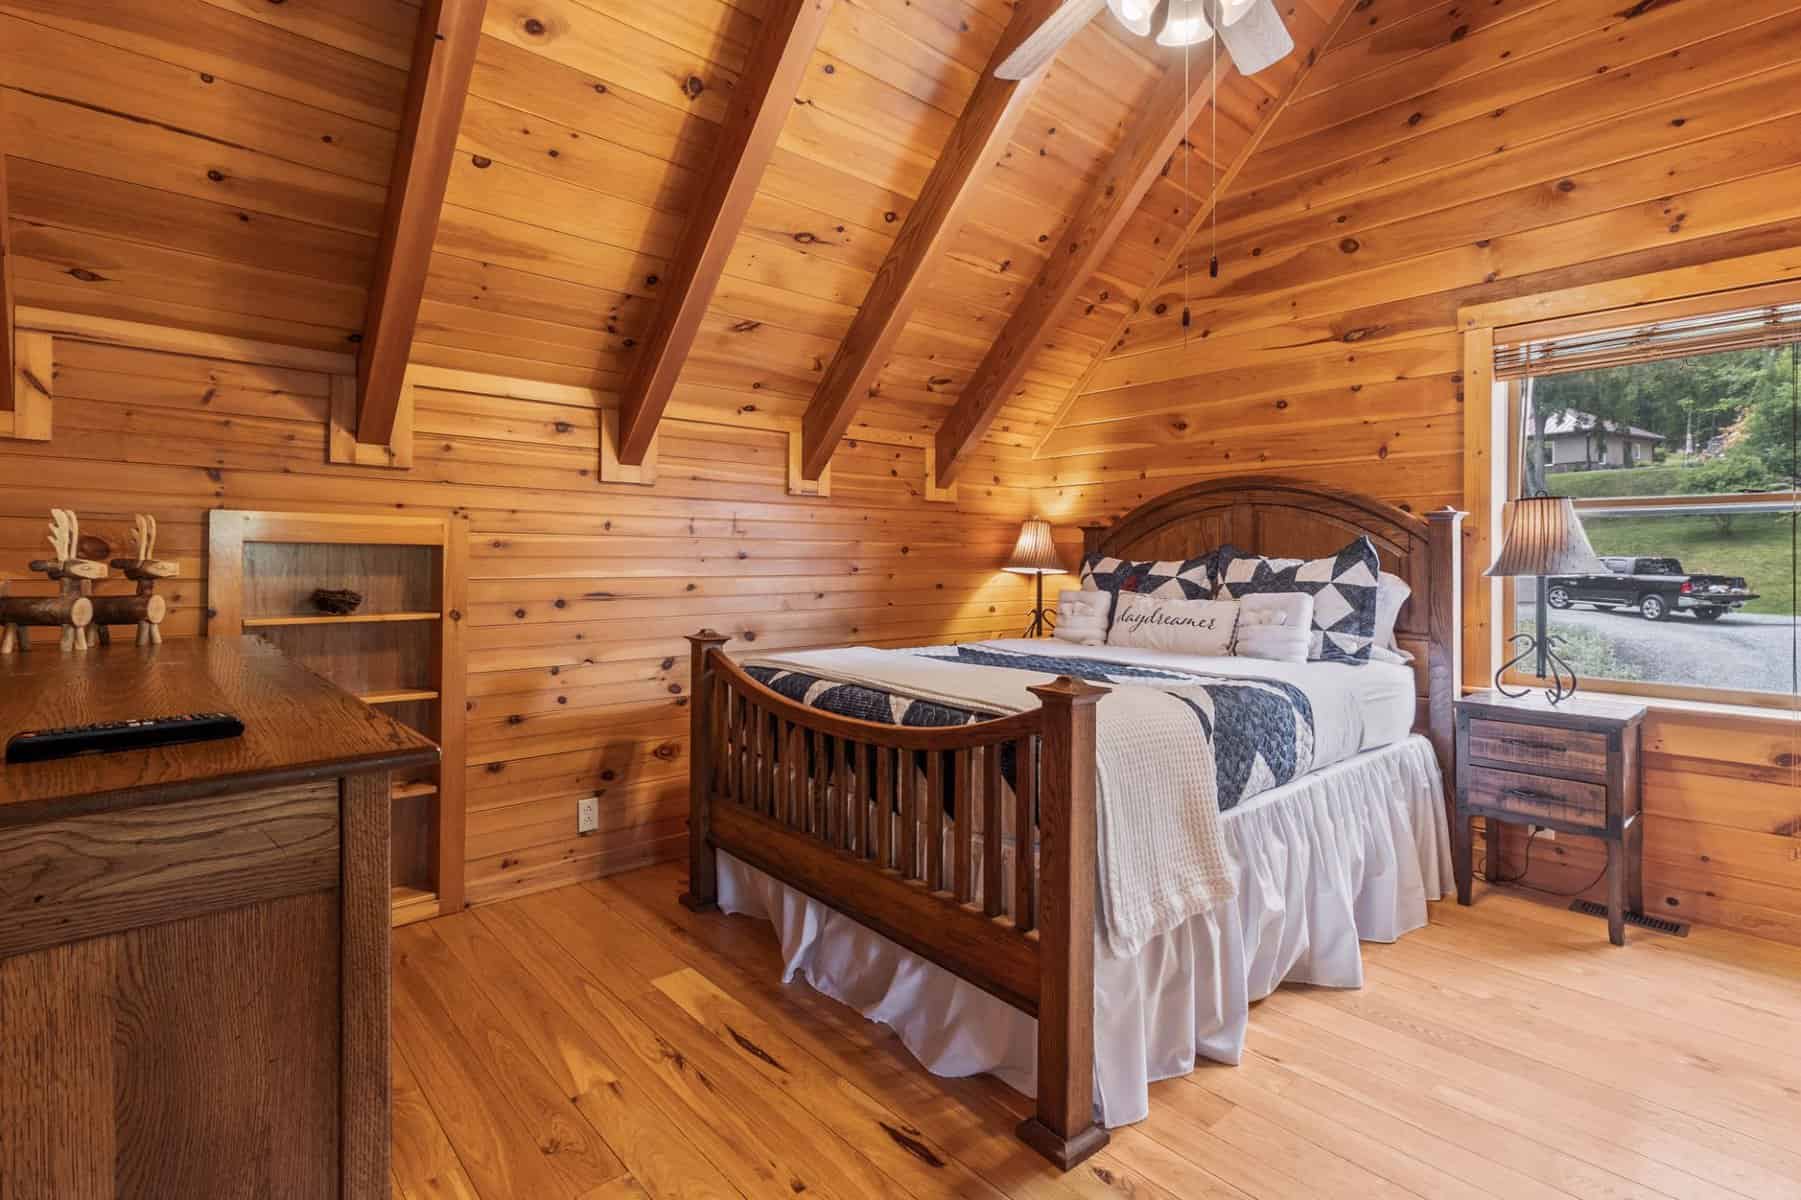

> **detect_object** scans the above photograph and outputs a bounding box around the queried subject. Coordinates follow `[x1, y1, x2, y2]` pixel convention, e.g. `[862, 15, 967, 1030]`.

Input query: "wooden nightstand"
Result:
[1453, 690, 1648, 945]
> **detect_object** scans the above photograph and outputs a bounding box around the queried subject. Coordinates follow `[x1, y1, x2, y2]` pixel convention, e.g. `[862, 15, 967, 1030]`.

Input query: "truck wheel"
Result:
[1639, 594, 1669, 621]
[1693, 607, 1726, 622]
[1546, 586, 1573, 610]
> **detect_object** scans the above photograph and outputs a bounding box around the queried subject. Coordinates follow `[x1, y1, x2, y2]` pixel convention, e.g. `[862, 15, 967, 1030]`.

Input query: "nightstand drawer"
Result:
[1468, 719, 1609, 779]
[1465, 765, 1608, 829]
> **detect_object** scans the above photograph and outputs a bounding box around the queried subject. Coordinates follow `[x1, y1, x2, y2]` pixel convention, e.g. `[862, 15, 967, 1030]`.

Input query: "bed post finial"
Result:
[682, 629, 731, 912]
[1079, 525, 1106, 561]
[1019, 675, 1110, 1170]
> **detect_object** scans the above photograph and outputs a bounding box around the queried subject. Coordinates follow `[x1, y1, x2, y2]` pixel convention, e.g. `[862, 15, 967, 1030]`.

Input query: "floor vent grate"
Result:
[1569, 900, 1689, 937]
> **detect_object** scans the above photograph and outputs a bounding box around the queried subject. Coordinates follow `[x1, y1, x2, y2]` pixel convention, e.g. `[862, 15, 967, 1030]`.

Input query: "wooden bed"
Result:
[679, 477, 1463, 1170]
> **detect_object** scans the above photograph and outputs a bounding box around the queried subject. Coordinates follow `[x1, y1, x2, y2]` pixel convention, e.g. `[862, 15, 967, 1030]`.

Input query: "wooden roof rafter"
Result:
[932, 48, 1225, 488]
[1028, 0, 1360, 455]
[797, 0, 1070, 482]
[614, 0, 837, 467]
[353, 0, 486, 449]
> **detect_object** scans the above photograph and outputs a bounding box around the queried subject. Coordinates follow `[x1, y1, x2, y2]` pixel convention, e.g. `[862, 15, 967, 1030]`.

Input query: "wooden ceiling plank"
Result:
[2, 148, 15, 419]
[356, 0, 486, 447]
[933, 53, 1220, 486]
[1032, 0, 1360, 458]
[797, 0, 1067, 482]
[615, 0, 836, 467]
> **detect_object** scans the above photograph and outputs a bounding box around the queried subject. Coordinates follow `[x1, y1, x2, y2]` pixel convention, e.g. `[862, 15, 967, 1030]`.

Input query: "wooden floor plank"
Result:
[426, 911, 743, 1200]
[389, 1036, 485, 1200]
[392, 926, 626, 1199]
[391, 863, 1801, 1200]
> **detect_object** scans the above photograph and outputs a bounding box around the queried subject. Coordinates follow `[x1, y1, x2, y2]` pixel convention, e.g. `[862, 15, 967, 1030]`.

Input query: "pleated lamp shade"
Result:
[1485, 495, 1607, 578]
[1004, 518, 1066, 576]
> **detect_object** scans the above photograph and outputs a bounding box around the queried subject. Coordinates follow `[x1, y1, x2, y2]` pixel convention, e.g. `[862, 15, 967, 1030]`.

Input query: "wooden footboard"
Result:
[680, 630, 1110, 1170]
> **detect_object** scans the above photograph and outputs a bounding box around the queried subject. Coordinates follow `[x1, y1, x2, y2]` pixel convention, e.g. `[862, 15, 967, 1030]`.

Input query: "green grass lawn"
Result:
[1579, 511, 1796, 616]
[1545, 465, 1690, 498]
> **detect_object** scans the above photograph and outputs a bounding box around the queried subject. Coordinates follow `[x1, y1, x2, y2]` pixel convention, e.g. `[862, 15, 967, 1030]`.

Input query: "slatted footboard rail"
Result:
[679, 630, 1110, 1170]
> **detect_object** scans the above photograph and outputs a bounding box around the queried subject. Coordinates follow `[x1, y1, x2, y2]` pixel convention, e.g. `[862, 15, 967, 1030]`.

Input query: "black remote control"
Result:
[5, 713, 246, 764]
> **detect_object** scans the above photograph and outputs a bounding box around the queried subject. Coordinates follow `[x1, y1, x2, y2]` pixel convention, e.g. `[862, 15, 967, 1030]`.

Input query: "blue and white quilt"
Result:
[746, 644, 1314, 811]
[739, 641, 1320, 954]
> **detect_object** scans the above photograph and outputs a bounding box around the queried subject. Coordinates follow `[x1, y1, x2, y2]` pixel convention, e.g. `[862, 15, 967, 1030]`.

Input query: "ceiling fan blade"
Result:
[994, 0, 1108, 80]
[1211, 0, 1293, 74]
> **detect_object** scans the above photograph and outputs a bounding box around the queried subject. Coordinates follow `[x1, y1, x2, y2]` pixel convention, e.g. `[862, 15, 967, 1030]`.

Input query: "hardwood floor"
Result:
[390, 861, 1801, 1200]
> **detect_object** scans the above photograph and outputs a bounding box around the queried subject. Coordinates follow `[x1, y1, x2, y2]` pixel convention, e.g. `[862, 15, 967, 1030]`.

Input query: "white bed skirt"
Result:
[716, 735, 1453, 1126]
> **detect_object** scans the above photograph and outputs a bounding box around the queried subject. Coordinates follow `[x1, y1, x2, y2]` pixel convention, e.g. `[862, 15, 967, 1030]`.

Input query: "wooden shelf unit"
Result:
[207, 509, 467, 924]
[242, 610, 442, 628]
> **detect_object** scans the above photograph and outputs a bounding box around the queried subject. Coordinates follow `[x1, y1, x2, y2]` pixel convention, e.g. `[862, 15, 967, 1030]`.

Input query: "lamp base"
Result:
[1495, 632, 1580, 705]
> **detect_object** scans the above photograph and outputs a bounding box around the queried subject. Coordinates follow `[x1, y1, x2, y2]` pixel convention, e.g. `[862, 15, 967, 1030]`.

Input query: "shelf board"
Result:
[359, 688, 440, 705]
[390, 780, 439, 802]
[243, 611, 441, 628]
[392, 885, 438, 927]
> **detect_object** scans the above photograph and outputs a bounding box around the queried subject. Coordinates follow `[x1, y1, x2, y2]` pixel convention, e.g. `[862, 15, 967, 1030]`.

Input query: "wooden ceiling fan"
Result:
[995, 0, 1294, 80]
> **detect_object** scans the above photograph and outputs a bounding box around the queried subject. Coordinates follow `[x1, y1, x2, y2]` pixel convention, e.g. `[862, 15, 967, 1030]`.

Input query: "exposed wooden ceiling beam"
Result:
[1031, 0, 1358, 455]
[616, 0, 835, 466]
[798, 0, 1068, 481]
[355, 0, 485, 446]
[933, 54, 1221, 487]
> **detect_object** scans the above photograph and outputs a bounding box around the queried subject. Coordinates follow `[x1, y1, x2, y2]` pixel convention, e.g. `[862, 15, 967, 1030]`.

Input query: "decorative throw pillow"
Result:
[1106, 593, 1239, 656]
[1217, 536, 1382, 665]
[1372, 571, 1413, 662]
[1053, 589, 1109, 646]
[1232, 593, 1314, 663]
[1080, 550, 1219, 628]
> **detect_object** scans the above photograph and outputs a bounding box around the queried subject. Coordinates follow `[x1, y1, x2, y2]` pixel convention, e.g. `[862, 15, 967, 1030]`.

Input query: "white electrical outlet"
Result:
[577, 795, 600, 835]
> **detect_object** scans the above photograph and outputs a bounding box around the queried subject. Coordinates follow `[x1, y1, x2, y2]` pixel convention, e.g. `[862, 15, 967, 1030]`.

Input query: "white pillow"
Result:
[1374, 571, 1412, 659]
[1233, 593, 1314, 662]
[1106, 593, 1238, 656]
[1053, 589, 1109, 646]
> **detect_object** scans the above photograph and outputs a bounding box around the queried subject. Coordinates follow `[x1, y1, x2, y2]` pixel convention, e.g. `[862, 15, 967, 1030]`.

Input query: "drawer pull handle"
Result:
[1499, 736, 1563, 753]
[1501, 786, 1565, 805]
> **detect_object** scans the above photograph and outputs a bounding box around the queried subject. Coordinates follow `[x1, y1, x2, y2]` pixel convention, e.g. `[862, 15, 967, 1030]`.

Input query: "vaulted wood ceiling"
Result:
[0, 0, 1341, 482]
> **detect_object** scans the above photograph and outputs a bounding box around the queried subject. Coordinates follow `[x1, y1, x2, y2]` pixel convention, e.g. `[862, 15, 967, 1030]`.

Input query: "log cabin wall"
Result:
[1032, 0, 1801, 946]
[0, 0, 1082, 905]
[0, 330, 1043, 904]
[3, 0, 1797, 939]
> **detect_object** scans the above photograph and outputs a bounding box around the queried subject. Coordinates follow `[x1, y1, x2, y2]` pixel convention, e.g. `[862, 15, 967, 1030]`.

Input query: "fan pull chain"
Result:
[1209, 23, 1219, 281]
[1181, 36, 1192, 336]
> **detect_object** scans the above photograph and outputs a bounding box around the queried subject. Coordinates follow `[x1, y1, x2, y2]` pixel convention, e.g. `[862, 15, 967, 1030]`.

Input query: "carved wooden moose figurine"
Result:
[99, 514, 177, 646]
[0, 509, 104, 654]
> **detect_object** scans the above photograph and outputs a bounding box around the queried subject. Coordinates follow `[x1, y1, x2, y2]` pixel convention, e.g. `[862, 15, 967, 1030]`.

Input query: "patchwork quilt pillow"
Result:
[1217, 536, 1382, 665]
[1080, 550, 1219, 627]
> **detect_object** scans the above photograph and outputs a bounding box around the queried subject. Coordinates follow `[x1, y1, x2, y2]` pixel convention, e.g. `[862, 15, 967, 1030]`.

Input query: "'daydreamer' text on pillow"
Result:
[1106, 593, 1239, 657]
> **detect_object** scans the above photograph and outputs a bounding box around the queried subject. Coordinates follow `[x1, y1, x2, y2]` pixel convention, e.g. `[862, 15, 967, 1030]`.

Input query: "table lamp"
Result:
[1484, 494, 1606, 704]
[1004, 517, 1066, 638]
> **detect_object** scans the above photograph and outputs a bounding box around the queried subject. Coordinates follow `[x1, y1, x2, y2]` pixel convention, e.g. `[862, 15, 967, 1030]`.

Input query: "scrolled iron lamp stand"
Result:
[1494, 571, 1579, 704]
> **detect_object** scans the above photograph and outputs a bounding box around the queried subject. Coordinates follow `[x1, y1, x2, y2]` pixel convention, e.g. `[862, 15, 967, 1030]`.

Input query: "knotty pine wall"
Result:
[1035, 0, 1801, 945]
[0, 332, 1041, 906]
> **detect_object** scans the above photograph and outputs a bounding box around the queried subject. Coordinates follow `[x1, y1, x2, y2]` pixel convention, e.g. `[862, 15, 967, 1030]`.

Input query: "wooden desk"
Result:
[0, 637, 436, 1199]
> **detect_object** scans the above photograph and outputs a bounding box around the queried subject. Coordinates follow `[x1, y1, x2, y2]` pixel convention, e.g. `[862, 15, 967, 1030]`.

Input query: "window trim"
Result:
[1459, 252, 1801, 711]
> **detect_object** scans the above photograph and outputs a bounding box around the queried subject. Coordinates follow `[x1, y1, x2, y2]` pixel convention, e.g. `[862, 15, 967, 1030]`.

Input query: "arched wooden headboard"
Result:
[1081, 476, 1464, 787]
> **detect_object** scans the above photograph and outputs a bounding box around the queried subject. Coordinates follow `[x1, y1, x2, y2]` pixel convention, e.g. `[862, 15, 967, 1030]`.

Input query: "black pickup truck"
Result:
[1545, 556, 1759, 622]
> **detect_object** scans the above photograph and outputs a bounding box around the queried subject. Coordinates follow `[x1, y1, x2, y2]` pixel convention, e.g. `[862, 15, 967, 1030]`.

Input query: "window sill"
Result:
[1481, 676, 1798, 725]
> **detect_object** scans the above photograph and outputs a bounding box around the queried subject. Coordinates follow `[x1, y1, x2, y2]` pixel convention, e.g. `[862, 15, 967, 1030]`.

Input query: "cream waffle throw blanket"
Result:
[742, 644, 1238, 957]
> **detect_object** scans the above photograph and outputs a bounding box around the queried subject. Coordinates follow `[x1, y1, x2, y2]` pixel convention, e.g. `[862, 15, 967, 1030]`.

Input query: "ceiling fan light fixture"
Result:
[1104, 0, 1156, 36]
[1211, 0, 1293, 72]
[1156, 0, 1214, 46]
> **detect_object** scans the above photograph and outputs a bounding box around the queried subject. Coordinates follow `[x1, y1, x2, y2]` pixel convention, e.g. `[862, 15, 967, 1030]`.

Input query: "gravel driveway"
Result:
[1519, 600, 1798, 693]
